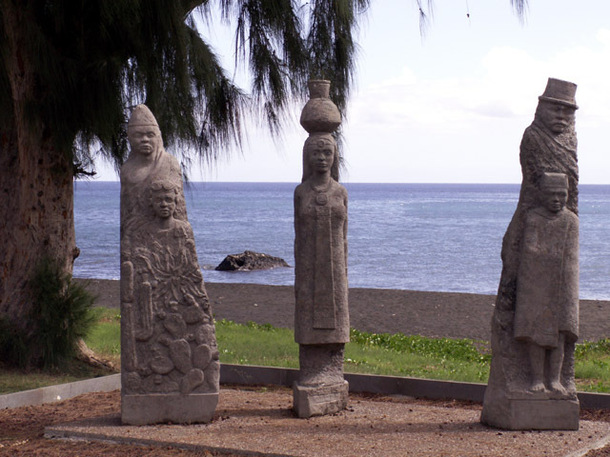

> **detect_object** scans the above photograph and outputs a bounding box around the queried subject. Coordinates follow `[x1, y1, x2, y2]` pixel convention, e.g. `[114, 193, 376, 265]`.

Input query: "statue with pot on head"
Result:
[293, 81, 350, 418]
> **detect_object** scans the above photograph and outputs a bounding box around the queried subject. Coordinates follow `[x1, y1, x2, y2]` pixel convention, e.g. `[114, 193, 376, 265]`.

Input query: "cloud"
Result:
[339, 27, 610, 183]
[351, 27, 610, 130]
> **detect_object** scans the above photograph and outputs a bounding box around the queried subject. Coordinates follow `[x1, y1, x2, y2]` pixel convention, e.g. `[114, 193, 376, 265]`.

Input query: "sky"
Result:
[94, 0, 610, 184]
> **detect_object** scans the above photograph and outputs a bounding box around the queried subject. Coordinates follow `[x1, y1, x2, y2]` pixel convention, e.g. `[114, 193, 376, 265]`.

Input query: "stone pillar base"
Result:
[481, 396, 579, 430]
[293, 380, 349, 418]
[122, 393, 218, 425]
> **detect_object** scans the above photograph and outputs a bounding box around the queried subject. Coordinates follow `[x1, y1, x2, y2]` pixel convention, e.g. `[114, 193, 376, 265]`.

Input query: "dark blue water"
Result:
[73, 182, 610, 300]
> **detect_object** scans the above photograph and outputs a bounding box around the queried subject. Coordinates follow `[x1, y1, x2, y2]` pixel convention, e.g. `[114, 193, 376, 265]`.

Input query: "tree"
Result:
[0, 0, 369, 364]
[0, 0, 526, 365]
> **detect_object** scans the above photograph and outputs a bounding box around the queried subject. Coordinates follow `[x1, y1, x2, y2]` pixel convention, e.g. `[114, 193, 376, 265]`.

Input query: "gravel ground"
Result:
[1, 387, 609, 457]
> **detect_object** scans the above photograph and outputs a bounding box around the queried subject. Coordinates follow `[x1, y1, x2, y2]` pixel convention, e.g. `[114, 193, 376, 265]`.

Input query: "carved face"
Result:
[307, 139, 335, 174]
[128, 126, 161, 156]
[541, 187, 568, 213]
[537, 102, 575, 134]
[152, 190, 176, 219]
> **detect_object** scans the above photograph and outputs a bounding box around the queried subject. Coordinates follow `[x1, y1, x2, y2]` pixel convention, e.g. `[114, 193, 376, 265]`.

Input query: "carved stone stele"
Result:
[293, 80, 349, 418]
[481, 79, 580, 430]
[120, 105, 219, 425]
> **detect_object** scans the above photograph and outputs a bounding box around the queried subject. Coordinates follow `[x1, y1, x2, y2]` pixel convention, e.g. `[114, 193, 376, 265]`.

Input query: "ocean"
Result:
[73, 182, 610, 300]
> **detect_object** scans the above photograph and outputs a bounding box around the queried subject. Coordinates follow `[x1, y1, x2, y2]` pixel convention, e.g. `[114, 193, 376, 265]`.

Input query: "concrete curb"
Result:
[220, 365, 610, 410]
[0, 374, 121, 409]
[2, 365, 609, 411]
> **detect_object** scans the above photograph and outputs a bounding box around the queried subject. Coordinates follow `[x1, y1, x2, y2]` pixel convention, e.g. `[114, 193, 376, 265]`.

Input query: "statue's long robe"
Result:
[294, 179, 349, 345]
[497, 120, 578, 309]
[514, 207, 579, 348]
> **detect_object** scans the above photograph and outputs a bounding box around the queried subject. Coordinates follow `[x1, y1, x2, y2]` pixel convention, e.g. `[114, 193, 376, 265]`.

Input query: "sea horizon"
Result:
[74, 181, 610, 300]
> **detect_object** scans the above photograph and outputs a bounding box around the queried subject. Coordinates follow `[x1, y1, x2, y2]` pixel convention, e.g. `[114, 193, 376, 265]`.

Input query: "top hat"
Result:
[128, 104, 159, 128]
[539, 172, 569, 190]
[538, 78, 578, 109]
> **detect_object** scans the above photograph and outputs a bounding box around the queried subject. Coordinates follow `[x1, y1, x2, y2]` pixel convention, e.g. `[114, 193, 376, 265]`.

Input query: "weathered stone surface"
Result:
[482, 79, 580, 430]
[481, 397, 579, 430]
[215, 250, 289, 271]
[120, 105, 219, 425]
[121, 393, 218, 425]
[293, 80, 349, 418]
[293, 380, 349, 419]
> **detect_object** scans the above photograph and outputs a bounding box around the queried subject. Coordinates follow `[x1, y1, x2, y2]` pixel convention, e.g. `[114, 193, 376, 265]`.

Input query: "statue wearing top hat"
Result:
[481, 79, 580, 430]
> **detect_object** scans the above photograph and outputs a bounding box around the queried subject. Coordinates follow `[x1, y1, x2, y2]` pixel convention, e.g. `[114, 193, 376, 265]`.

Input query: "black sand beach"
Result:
[78, 279, 610, 342]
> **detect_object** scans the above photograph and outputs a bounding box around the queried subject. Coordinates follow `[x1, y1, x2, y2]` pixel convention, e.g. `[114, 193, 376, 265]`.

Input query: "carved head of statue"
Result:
[302, 133, 339, 182]
[535, 78, 578, 135]
[127, 105, 163, 158]
[538, 172, 569, 213]
[149, 180, 179, 220]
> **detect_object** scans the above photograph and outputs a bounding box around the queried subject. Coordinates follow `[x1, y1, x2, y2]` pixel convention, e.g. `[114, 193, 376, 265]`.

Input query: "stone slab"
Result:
[481, 397, 580, 430]
[122, 393, 218, 425]
[293, 380, 348, 418]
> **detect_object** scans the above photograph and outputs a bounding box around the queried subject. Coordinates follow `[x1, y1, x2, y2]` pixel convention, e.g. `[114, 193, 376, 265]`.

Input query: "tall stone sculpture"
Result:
[120, 105, 219, 425]
[481, 79, 580, 430]
[293, 80, 349, 418]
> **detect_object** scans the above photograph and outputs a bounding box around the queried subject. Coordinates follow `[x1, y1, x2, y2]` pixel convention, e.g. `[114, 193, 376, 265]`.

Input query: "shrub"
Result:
[0, 256, 97, 369]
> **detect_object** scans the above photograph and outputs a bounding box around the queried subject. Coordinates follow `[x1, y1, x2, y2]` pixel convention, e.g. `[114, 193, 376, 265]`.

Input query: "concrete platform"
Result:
[46, 387, 610, 457]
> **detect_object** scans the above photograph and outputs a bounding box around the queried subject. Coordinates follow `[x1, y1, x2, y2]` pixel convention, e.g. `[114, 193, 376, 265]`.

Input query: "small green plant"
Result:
[0, 256, 97, 369]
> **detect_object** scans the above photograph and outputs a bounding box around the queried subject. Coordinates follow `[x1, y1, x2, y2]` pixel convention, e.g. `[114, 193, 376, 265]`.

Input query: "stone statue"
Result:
[120, 105, 219, 425]
[293, 81, 350, 418]
[481, 79, 580, 430]
[514, 173, 579, 395]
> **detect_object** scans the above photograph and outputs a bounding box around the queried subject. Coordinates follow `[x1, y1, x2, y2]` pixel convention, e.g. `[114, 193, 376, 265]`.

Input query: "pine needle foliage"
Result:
[0, 0, 370, 176]
[510, 0, 529, 21]
[305, 0, 370, 111]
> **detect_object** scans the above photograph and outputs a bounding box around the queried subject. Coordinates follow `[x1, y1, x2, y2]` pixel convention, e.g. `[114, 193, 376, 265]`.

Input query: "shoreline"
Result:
[76, 278, 610, 342]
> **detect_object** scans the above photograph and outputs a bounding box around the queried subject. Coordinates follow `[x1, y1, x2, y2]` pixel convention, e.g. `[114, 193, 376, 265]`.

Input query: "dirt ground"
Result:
[1, 388, 610, 457]
[0, 390, 218, 457]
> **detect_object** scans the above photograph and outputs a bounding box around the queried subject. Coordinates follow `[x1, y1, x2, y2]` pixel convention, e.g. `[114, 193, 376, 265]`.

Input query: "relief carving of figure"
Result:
[482, 79, 580, 430]
[120, 105, 218, 425]
[514, 173, 579, 395]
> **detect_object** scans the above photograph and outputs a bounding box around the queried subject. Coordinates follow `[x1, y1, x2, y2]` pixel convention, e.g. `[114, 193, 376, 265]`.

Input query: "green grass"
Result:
[214, 320, 610, 390]
[86, 307, 122, 367]
[575, 339, 610, 393]
[0, 361, 113, 394]
[216, 320, 299, 369]
[1, 309, 609, 395]
[345, 329, 491, 383]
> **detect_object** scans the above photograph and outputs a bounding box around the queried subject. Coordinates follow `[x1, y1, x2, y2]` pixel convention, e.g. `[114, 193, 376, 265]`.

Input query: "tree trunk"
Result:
[0, 4, 77, 334]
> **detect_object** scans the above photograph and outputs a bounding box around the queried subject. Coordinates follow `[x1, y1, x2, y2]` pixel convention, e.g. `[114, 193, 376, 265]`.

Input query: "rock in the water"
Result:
[215, 250, 289, 271]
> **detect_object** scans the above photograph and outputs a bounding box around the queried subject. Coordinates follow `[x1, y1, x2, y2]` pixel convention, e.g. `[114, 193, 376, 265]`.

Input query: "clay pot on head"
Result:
[300, 80, 341, 134]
